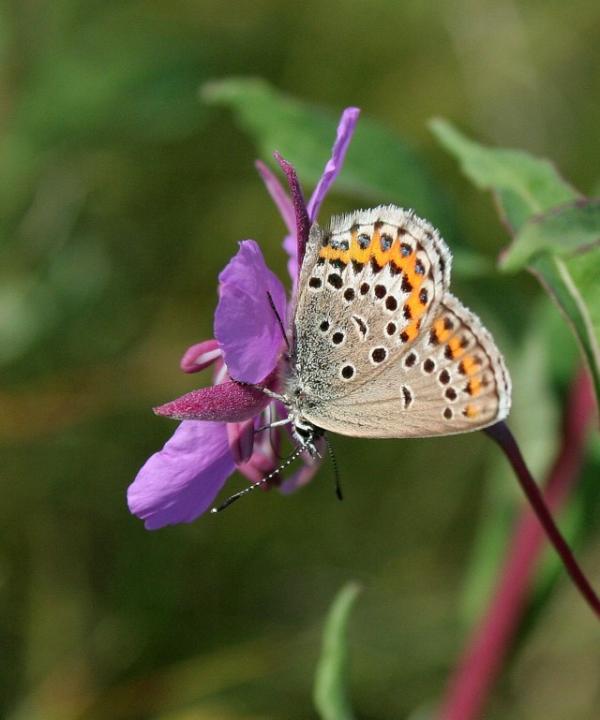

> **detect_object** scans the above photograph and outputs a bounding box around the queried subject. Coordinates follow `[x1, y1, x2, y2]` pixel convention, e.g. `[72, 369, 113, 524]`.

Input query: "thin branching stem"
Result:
[439, 370, 597, 720]
[484, 418, 600, 617]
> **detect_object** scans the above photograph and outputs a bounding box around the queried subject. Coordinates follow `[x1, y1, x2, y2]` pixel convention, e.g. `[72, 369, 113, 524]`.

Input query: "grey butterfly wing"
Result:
[288, 205, 511, 438]
[289, 205, 451, 403]
[302, 292, 511, 438]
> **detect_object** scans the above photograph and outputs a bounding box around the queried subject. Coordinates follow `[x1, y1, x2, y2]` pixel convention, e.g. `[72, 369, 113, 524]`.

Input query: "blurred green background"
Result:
[2, 2, 600, 719]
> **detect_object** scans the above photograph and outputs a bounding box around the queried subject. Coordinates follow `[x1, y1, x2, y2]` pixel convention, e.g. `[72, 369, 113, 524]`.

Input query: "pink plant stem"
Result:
[439, 369, 597, 720]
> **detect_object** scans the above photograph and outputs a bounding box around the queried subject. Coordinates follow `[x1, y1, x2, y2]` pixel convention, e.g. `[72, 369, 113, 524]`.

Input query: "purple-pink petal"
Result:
[279, 434, 325, 494]
[274, 152, 311, 276]
[128, 421, 235, 529]
[214, 240, 287, 384]
[227, 419, 256, 464]
[306, 107, 360, 222]
[282, 234, 297, 286]
[180, 339, 222, 374]
[255, 160, 295, 234]
[154, 379, 271, 422]
[237, 450, 277, 484]
[279, 458, 322, 495]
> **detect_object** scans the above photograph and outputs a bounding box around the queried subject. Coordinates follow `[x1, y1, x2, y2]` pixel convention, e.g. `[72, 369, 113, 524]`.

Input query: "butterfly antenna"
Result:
[325, 434, 343, 501]
[211, 442, 307, 513]
[266, 291, 290, 351]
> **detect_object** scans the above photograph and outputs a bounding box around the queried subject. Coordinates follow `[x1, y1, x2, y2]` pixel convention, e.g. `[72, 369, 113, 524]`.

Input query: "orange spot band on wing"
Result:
[406, 293, 426, 324]
[464, 404, 479, 418]
[403, 322, 419, 342]
[434, 318, 452, 343]
[459, 355, 479, 376]
[448, 335, 467, 359]
[467, 376, 482, 397]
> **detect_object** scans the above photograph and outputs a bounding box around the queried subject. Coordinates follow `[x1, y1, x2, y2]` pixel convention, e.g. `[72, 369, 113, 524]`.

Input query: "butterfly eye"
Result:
[400, 242, 412, 257]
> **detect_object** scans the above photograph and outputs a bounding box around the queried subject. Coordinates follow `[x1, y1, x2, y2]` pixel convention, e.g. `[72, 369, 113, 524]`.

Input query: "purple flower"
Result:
[128, 107, 360, 529]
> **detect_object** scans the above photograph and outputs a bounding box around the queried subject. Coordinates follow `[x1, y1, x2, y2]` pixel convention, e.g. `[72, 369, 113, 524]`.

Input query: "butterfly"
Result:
[211, 204, 512, 511]
[280, 205, 511, 454]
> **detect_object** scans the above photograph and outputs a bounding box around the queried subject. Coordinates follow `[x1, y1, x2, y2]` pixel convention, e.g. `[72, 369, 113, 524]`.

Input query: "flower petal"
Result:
[227, 419, 256, 464]
[274, 152, 311, 278]
[255, 160, 295, 234]
[279, 459, 322, 494]
[306, 107, 360, 222]
[214, 241, 287, 384]
[279, 436, 325, 494]
[282, 234, 297, 286]
[237, 450, 277, 484]
[154, 379, 271, 422]
[180, 339, 222, 373]
[128, 421, 235, 529]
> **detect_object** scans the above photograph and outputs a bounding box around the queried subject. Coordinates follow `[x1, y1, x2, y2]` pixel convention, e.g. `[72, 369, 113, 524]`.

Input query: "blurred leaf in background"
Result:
[313, 583, 360, 720]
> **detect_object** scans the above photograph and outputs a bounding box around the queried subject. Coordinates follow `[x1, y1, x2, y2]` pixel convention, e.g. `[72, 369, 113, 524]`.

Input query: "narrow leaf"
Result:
[429, 118, 579, 231]
[502, 200, 600, 271]
[431, 119, 600, 405]
[313, 582, 361, 720]
[504, 202, 600, 405]
[531, 252, 600, 404]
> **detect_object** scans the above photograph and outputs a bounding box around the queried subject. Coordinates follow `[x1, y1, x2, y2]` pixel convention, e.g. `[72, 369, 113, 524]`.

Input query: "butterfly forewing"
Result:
[289, 205, 511, 438]
[291, 205, 451, 403]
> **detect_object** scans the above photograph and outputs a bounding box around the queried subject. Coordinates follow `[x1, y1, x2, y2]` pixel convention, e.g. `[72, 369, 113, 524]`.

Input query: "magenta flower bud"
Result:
[153, 380, 271, 423]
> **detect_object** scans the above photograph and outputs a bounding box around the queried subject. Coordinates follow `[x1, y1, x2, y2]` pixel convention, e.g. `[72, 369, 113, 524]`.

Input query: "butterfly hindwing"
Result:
[299, 292, 511, 438]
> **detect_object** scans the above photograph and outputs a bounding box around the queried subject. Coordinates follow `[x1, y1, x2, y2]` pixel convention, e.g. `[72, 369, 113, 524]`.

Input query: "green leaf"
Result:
[313, 583, 361, 720]
[501, 200, 600, 404]
[202, 78, 447, 224]
[501, 200, 600, 271]
[431, 119, 600, 405]
[429, 118, 579, 231]
[529, 252, 600, 404]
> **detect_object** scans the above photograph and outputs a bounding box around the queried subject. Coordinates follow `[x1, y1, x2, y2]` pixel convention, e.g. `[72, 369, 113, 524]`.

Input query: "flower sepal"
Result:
[154, 378, 272, 423]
